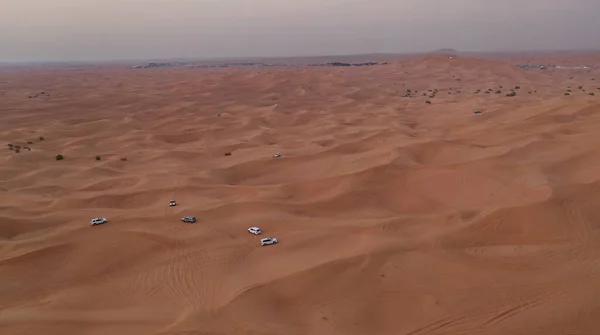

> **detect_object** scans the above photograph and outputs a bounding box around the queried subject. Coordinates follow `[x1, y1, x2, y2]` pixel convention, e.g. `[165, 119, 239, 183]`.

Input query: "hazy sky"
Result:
[1, 0, 599, 62]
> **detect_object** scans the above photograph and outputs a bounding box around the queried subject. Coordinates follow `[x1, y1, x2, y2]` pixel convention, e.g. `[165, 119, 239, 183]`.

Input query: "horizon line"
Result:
[2, 48, 600, 66]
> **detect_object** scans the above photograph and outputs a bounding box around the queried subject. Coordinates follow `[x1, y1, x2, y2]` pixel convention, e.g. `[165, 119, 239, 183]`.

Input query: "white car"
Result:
[181, 216, 196, 223]
[169, 200, 177, 207]
[90, 217, 107, 226]
[273, 152, 281, 158]
[260, 237, 278, 246]
[248, 227, 262, 235]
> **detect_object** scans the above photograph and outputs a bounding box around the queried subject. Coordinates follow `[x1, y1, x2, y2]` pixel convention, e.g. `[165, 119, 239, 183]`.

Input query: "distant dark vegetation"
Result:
[133, 61, 389, 69]
[315, 62, 389, 67]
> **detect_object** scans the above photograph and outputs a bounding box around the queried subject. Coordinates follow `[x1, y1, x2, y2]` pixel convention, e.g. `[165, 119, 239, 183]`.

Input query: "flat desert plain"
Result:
[2, 54, 600, 335]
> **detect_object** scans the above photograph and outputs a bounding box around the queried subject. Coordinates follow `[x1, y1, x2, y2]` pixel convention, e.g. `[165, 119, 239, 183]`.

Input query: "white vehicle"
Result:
[260, 237, 278, 246]
[273, 152, 281, 158]
[169, 200, 177, 207]
[181, 216, 196, 223]
[248, 227, 262, 235]
[90, 217, 107, 226]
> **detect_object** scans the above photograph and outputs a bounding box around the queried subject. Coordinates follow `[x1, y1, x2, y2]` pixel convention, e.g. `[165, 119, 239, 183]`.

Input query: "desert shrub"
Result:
[528, 91, 532, 94]
[8, 143, 13, 148]
[39, 136, 44, 141]
[579, 86, 583, 89]
[515, 86, 521, 89]
[506, 91, 517, 97]
[224, 152, 232, 156]
[24, 146, 31, 151]
[14, 145, 21, 149]
[27, 141, 33, 144]
[425, 100, 431, 104]
[95, 156, 101, 161]
[15, 148, 20, 153]
[567, 89, 572, 92]
[423, 93, 426, 96]
[120, 157, 127, 161]
[495, 90, 502, 94]
[564, 92, 570, 96]
[590, 92, 596, 96]
[56, 154, 64, 160]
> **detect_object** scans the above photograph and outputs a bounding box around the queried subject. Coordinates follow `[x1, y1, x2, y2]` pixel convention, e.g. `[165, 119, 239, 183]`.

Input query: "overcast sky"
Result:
[1, 0, 599, 62]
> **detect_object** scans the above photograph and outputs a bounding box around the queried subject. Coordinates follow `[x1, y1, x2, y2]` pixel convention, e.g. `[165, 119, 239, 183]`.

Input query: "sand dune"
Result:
[2, 53, 600, 334]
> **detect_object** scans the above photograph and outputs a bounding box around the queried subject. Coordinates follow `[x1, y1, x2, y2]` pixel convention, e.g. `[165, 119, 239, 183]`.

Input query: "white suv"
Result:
[169, 200, 177, 207]
[260, 237, 278, 246]
[248, 227, 262, 235]
[90, 217, 107, 226]
[181, 216, 196, 223]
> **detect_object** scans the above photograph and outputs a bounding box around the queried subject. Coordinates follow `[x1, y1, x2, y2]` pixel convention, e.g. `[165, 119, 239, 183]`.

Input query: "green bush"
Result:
[506, 91, 517, 97]
[56, 154, 64, 160]
[495, 90, 502, 94]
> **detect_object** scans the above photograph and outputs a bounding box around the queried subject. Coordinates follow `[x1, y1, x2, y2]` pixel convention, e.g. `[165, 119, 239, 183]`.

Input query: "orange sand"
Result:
[1, 53, 600, 334]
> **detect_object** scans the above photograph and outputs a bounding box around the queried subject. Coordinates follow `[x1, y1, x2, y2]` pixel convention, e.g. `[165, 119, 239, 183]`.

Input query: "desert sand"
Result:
[1, 53, 600, 335]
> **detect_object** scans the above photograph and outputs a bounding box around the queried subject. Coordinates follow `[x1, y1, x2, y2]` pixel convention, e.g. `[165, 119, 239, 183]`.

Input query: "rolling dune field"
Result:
[2, 54, 600, 334]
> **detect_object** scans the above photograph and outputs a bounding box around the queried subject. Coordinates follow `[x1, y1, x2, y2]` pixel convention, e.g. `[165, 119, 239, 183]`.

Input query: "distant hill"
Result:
[428, 48, 459, 55]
